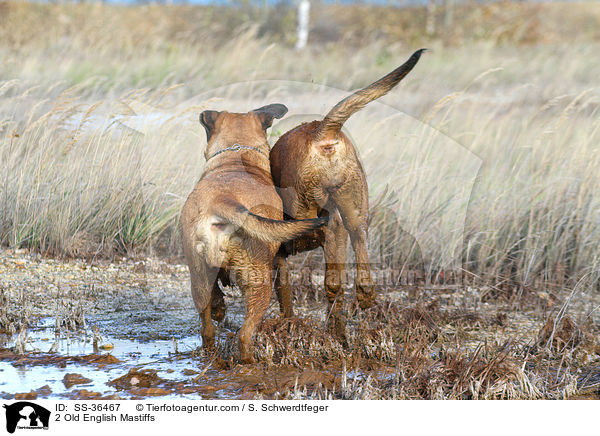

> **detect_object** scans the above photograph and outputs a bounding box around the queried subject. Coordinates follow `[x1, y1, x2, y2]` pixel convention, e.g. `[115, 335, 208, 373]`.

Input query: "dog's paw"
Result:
[356, 290, 376, 310]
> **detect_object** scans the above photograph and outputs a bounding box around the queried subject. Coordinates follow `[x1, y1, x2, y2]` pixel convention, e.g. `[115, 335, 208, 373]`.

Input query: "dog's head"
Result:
[200, 104, 288, 160]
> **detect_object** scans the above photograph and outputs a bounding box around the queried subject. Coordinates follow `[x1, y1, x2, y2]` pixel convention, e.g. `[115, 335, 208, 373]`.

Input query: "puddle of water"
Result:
[0, 318, 207, 399]
[0, 315, 386, 400]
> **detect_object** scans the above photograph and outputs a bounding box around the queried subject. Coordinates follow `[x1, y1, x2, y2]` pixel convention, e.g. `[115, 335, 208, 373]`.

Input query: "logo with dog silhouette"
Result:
[2, 402, 50, 434]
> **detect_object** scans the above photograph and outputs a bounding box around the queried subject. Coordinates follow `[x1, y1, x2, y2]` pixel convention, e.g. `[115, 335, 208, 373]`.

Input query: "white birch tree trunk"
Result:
[295, 0, 310, 51]
[426, 0, 436, 36]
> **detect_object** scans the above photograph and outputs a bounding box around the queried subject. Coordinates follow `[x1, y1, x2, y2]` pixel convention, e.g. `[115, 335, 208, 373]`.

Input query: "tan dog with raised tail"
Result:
[180, 104, 328, 363]
[270, 50, 426, 338]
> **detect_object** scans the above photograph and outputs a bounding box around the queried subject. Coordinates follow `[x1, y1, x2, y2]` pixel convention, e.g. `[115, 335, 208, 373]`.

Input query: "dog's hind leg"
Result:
[237, 265, 272, 363]
[324, 212, 349, 341]
[189, 262, 219, 349]
[349, 226, 375, 309]
[200, 302, 216, 349]
[334, 194, 376, 310]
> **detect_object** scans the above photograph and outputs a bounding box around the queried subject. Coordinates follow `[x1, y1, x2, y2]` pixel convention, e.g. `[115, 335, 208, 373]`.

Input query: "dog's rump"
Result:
[192, 198, 327, 267]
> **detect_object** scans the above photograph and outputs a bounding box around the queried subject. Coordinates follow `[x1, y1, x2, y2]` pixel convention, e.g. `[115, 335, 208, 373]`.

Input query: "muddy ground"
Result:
[0, 248, 599, 400]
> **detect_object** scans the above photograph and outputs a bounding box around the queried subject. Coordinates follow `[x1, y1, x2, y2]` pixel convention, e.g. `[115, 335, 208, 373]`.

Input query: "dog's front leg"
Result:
[274, 250, 294, 318]
[210, 268, 229, 322]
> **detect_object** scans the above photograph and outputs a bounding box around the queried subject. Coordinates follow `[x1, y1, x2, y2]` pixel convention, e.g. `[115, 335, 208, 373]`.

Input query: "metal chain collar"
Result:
[207, 143, 268, 160]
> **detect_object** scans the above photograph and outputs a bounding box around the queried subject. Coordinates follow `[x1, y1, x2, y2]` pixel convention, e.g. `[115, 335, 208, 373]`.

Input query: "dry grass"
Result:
[243, 290, 600, 399]
[0, 0, 599, 293]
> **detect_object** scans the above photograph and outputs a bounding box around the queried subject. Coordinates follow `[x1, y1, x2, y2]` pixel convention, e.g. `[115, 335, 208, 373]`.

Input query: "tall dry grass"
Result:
[1, 1, 599, 290]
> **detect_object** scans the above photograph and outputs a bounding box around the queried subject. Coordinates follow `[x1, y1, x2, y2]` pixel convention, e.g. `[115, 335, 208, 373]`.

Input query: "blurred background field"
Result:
[1, 0, 600, 291]
[1, 0, 600, 401]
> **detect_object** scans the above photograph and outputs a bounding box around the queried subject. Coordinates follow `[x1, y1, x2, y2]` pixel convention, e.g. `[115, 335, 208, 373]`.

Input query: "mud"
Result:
[1, 248, 599, 400]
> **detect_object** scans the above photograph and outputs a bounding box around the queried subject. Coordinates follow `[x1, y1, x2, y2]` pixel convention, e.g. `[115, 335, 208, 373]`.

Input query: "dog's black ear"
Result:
[252, 104, 288, 130]
[200, 110, 220, 141]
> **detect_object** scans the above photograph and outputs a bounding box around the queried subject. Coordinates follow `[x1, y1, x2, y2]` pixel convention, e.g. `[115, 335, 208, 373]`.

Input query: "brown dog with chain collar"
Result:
[270, 50, 426, 338]
[180, 104, 327, 363]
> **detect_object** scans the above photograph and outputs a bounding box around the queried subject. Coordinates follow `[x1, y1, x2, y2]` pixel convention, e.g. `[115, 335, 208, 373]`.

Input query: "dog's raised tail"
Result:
[314, 48, 426, 141]
[216, 200, 328, 243]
